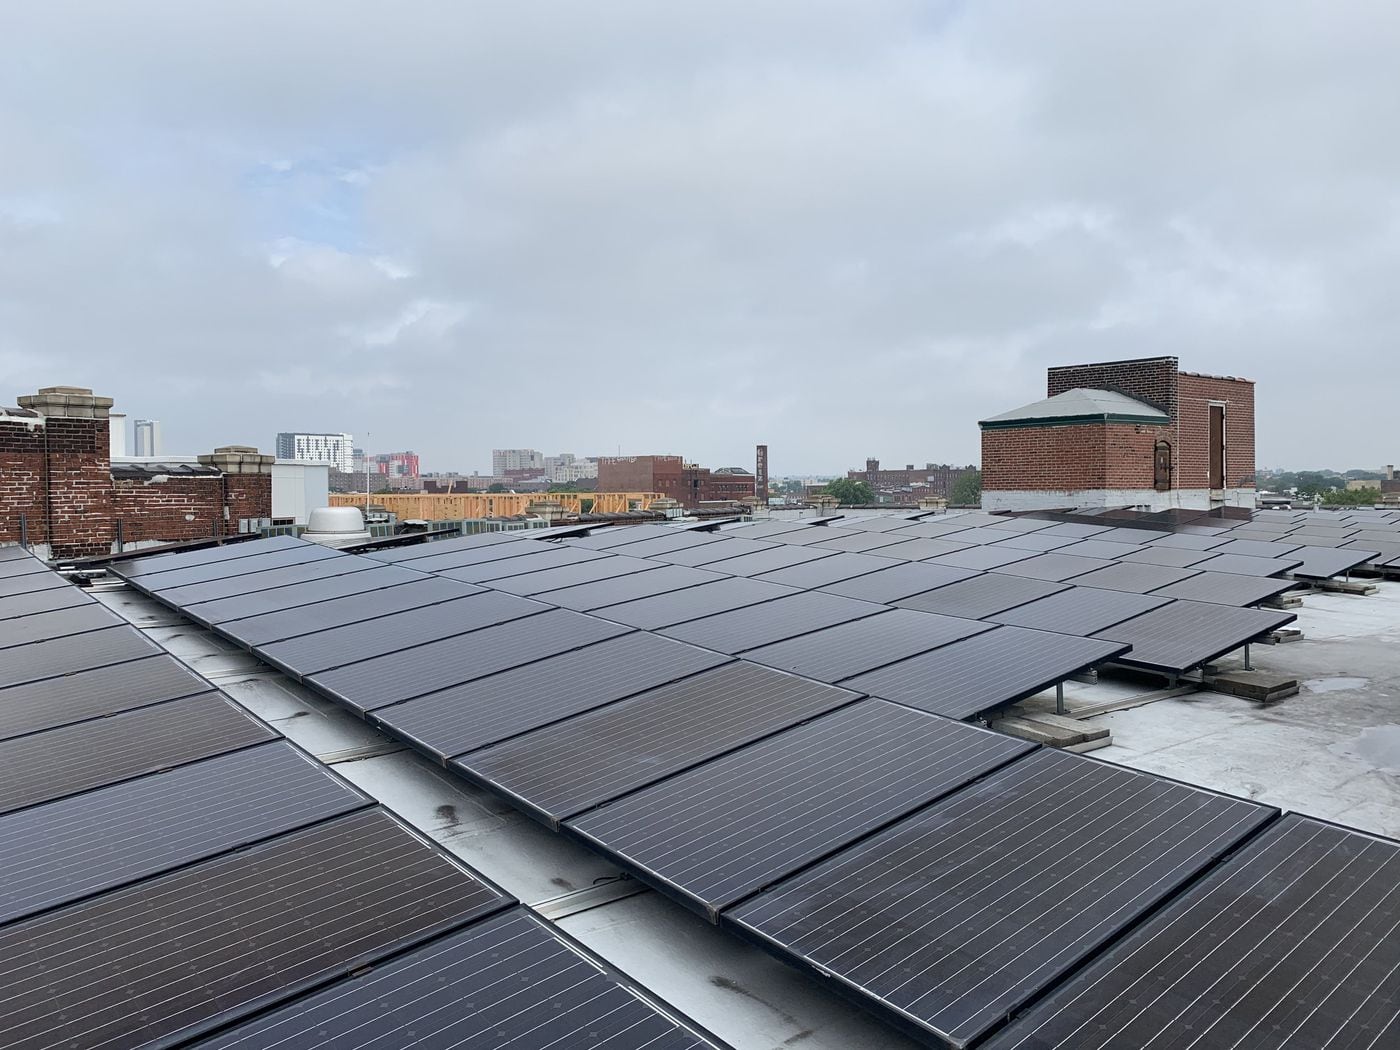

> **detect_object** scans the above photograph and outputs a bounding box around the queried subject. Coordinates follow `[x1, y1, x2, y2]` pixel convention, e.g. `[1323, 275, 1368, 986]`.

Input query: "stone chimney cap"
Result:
[17, 386, 114, 419]
[199, 446, 275, 475]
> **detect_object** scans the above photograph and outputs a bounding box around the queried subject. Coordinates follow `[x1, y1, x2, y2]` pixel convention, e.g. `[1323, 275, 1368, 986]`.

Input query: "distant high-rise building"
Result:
[371, 451, 421, 477]
[276, 432, 354, 471]
[543, 453, 599, 483]
[492, 448, 544, 475]
[133, 419, 162, 457]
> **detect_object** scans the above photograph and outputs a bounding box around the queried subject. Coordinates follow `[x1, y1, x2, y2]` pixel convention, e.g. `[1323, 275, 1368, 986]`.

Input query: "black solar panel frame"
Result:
[591, 575, 795, 630]
[1150, 571, 1299, 607]
[0, 625, 163, 688]
[986, 587, 1173, 636]
[1096, 599, 1297, 672]
[820, 561, 981, 603]
[0, 603, 123, 649]
[894, 573, 1069, 619]
[0, 583, 95, 622]
[658, 590, 887, 654]
[184, 563, 429, 626]
[113, 534, 305, 577]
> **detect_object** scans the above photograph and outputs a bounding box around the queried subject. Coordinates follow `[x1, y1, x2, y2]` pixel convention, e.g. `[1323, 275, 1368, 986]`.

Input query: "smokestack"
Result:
[755, 444, 768, 507]
[1388, 465, 1395, 481]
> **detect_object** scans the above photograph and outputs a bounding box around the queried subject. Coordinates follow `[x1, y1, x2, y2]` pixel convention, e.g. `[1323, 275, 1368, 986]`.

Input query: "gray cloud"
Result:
[2, 1, 1396, 473]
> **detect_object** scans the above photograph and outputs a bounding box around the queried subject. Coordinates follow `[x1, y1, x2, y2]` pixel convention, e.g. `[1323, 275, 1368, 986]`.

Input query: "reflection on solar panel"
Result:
[594, 576, 794, 629]
[820, 561, 980, 603]
[218, 576, 480, 648]
[1068, 561, 1202, 594]
[537, 563, 723, 611]
[844, 628, 1129, 719]
[0, 692, 274, 814]
[745, 608, 992, 682]
[986, 587, 1172, 636]
[375, 632, 732, 758]
[0, 603, 121, 649]
[254, 591, 541, 677]
[659, 590, 885, 653]
[0, 807, 509, 1050]
[196, 907, 716, 1050]
[568, 701, 1033, 918]
[985, 814, 1400, 1050]
[183, 563, 427, 625]
[0, 625, 161, 688]
[927, 545, 1037, 570]
[991, 552, 1114, 582]
[310, 608, 631, 713]
[0, 654, 211, 741]
[894, 573, 1068, 619]
[1149, 572, 1298, 607]
[115, 534, 304, 576]
[0, 741, 367, 923]
[455, 663, 860, 828]
[728, 749, 1274, 1049]
[1096, 600, 1296, 672]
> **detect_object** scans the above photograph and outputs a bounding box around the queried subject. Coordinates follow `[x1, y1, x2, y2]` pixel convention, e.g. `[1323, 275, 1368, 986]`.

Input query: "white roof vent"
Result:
[303, 506, 371, 549]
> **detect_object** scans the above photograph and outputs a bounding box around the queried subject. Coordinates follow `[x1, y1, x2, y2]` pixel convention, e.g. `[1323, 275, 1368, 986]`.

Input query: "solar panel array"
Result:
[0, 547, 721, 1050]
[100, 514, 1400, 1049]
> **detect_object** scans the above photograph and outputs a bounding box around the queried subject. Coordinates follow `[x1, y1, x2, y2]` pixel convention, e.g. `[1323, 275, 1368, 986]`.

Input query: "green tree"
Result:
[548, 482, 580, 492]
[950, 469, 982, 507]
[486, 483, 509, 493]
[823, 478, 874, 504]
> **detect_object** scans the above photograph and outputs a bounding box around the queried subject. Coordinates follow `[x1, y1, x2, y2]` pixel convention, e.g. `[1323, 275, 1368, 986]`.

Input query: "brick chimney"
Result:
[198, 445, 275, 534]
[13, 386, 115, 558]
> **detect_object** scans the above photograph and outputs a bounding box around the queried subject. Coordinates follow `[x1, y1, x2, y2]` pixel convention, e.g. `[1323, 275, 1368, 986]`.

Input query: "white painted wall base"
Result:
[982, 488, 1257, 513]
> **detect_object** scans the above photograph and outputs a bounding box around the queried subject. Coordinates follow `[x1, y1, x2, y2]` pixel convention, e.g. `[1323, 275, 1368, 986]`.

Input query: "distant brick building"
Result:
[597, 455, 755, 508]
[979, 357, 1255, 512]
[846, 459, 978, 503]
[1, 386, 273, 559]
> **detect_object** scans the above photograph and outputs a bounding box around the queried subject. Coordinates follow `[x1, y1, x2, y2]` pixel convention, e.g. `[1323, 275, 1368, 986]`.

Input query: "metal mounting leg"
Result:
[1056, 682, 1066, 716]
[1243, 643, 1253, 672]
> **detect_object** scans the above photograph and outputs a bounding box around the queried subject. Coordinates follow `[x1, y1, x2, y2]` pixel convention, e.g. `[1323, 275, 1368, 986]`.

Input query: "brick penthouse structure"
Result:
[597, 455, 755, 508]
[1, 386, 274, 559]
[979, 357, 1255, 512]
[847, 459, 977, 503]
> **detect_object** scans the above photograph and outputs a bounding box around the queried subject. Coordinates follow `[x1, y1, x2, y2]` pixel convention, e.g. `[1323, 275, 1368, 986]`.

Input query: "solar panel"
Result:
[1034, 522, 1112, 538]
[602, 531, 728, 559]
[1143, 531, 1233, 551]
[0, 583, 94, 622]
[722, 520, 817, 540]
[1053, 539, 1150, 560]
[982, 517, 1055, 535]
[927, 546, 1037, 570]
[114, 534, 305, 577]
[0, 655, 211, 741]
[194, 907, 717, 1050]
[1189, 552, 1303, 577]
[564, 523, 681, 549]
[820, 561, 981, 603]
[745, 608, 994, 681]
[0, 741, 368, 924]
[895, 573, 1069, 619]
[0, 571, 69, 598]
[696, 544, 836, 578]
[374, 632, 733, 759]
[454, 663, 861, 828]
[152, 555, 376, 607]
[1092, 526, 1172, 544]
[533, 564, 723, 612]
[0, 603, 122, 649]
[991, 553, 1114, 582]
[309, 608, 632, 713]
[184, 563, 428, 626]
[659, 590, 886, 654]
[1287, 545, 1378, 580]
[839, 516, 925, 533]
[217, 576, 480, 648]
[364, 530, 527, 563]
[938, 526, 1025, 546]
[889, 520, 981, 539]
[647, 537, 778, 566]
[753, 551, 892, 589]
[986, 587, 1172, 636]
[0, 807, 509, 1050]
[807, 531, 908, 553]
[435, 544, 608, 584]
[988, 532, 1079, 553]
[1096, 600, 1297, 672]
[487, 554, 659, 595]
[568, 701, 1033, 918]
[389, 538, 552, 574]
[0, 625, 162, 688]
[0, 545, 41, 561]
[1150, 571, 1298, 607]
[843, 628, 1130, 719]
[864, 537, 976, 561]
[132, 544, 342, 591]
[593, 576, 794, 630]
[1343, 538, 1400, 563]
[1117, 545, 1216, 569]
[0, 557, 50, 580]
[1208, 538, 1304, 559]
[984, 814, 1400, 1050]
[254, 592, 544, 677]
[1068, 561, 1202, 594]
[728, 749, 1275, 1049]
[0, 692, 274, 814]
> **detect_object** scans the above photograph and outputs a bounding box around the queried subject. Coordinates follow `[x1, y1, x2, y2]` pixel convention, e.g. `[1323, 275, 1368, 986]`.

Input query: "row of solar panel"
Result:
[112, 534, 1400, 1050]
[0, 547, 721, 1050]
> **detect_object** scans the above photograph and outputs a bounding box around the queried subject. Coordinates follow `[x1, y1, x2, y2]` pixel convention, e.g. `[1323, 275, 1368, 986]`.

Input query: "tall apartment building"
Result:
[133, 419, 162, 457]
[371, 451, 420, 477]
[492, 448, 544, 475]
[276, 431, 354, 472]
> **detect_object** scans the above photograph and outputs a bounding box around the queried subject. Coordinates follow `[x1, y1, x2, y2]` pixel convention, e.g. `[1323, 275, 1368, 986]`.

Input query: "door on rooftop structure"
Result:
[1209, 404, 1226, 489]
[1154, 440, 1172, 491]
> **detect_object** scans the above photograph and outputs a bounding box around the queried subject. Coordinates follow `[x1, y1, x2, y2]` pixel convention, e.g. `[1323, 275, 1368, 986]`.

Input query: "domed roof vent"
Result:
[303, 506, 371, 549]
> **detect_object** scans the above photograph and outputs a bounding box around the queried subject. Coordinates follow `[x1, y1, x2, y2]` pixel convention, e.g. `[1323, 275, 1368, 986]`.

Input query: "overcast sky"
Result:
[3, 2, 1396, 475]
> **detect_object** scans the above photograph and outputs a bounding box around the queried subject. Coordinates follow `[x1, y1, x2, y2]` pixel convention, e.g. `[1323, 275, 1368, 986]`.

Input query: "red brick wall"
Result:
[1175, 373, 1256, 489]
[0, 418, 47, 546]
[983, 423, 1159, 492]
[1047, 357, 1179, 416]
[225, 474, 273, 533]
[112, 477, 224, 544]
